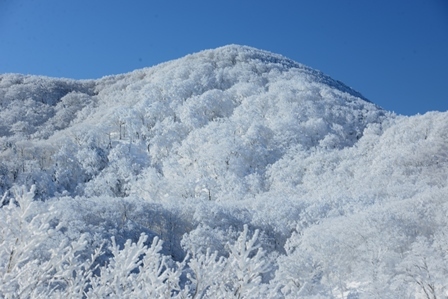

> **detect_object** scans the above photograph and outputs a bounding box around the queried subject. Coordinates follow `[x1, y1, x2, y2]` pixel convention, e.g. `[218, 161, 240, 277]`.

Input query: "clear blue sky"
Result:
[1, 0, 447, 115]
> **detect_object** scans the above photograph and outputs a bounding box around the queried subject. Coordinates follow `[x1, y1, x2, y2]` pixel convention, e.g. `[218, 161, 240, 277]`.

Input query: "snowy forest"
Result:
[1, 45, 447, 298]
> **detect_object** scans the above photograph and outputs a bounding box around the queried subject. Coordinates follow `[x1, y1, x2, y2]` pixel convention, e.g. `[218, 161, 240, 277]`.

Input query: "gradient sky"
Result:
[1, 0, 447, 115]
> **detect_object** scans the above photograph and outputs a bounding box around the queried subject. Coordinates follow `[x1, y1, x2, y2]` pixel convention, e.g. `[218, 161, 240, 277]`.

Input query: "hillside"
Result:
[1, 45, 447, 298]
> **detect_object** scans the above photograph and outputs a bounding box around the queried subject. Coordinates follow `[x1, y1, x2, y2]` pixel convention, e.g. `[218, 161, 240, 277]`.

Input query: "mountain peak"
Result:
[148, 44, 369, 102]
[1, 45, 384, 146]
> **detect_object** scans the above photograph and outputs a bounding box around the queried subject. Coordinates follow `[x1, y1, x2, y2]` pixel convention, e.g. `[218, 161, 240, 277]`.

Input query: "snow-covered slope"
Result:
[1, 45, 447, 298]
[1, 45, 386, 197]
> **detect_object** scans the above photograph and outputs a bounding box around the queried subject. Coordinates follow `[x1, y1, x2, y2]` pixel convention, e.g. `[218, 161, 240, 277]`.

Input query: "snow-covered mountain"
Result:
[1, 45, 447, 298]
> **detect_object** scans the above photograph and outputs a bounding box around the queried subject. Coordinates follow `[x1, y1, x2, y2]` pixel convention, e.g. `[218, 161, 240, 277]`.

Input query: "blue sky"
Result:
[1, 0, 447, 115]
